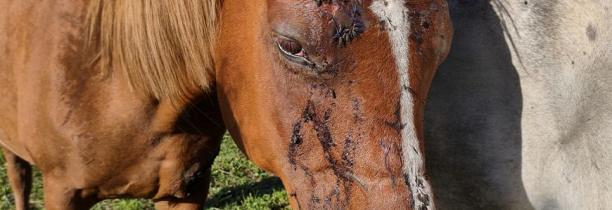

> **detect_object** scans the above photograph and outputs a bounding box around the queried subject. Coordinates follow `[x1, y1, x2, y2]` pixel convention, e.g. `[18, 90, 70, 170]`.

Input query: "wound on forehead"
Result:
[315, 0, 365, 47]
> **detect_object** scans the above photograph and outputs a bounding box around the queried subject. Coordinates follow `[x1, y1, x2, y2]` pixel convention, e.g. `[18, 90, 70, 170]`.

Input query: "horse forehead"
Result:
[368, 0, 411, 69]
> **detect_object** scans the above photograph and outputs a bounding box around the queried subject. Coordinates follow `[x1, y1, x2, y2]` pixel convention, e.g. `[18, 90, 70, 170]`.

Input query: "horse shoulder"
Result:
[515, 2, 612, 208]
[427, 1, 612, 209]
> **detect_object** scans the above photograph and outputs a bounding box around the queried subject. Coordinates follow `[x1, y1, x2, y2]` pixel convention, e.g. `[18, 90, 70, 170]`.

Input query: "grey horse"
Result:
[426, 0, 612, 209]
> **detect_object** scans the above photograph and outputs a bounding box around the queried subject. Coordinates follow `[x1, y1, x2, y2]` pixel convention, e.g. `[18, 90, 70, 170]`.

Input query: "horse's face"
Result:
[216, 0, 451, 209]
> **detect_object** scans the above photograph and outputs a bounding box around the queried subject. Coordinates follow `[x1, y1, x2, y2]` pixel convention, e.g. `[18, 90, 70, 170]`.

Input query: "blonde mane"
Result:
[86, 0, 219, 100]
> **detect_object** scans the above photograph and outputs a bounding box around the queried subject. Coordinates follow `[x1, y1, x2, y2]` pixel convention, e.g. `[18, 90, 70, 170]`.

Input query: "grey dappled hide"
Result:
[425, 0, 612, 209]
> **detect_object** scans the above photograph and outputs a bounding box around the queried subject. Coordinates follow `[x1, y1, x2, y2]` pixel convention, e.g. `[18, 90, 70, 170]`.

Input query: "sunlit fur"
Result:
[86, 0, 220, 100]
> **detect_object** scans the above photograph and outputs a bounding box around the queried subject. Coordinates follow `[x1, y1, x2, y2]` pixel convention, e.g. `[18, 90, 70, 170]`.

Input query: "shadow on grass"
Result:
[205, 176, 285, 209]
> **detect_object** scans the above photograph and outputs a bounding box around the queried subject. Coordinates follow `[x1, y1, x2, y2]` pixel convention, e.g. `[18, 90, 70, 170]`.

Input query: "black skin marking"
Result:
[416, 178, 431, 209]
[385, 99, 406, 133]
[332, 5, 365, 47]
[314, 109, 335, 152]
[289, 121, 304, 168]
[288, 102, 314, 168]
[380, 139, 398, 187]
[404, 174, 432, 210]
[408, 86, 418, 97]
[351, 98, 363, 122]
[404, 174, 415, 208]
[341, 134, 355, 169]
[288, 84, 359, 208]
[313, 108, 354, 186]
[315, 0, 365, 47]
[422, 20, 430, 29]
[325, 185, 341, 208]
[309, 105, 354, 208]
[385, 98, 430, 208]
[290, 192, 303, 210]
[339, 133, 356, 204]
[410, 10, 433, 45]
[310, 195, 321, 205]
[309, 83, 337, 100]
[290, 106, 317, 183]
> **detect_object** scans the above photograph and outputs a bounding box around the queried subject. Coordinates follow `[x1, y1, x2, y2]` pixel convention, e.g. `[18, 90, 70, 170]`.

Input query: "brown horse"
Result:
[0, 0, 452, 209]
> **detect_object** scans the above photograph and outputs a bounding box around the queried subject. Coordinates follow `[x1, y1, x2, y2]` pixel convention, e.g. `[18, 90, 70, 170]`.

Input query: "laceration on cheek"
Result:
[288, 101, 314, 168]
[380, 139, 401, 187]
[287, 84, 363, 209]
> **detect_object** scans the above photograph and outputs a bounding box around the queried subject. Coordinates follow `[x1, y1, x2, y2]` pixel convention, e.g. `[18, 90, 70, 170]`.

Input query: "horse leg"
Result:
[2, 148, 32, 210]
[42, 176, 97, 210]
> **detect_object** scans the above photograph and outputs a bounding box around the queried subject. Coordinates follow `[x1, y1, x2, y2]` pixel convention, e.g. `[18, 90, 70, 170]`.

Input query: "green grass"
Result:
[0, 135, 289, 210]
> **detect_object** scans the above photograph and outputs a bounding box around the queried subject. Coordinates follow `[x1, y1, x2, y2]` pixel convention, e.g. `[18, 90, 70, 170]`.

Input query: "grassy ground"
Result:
[0, 135, 289, 210]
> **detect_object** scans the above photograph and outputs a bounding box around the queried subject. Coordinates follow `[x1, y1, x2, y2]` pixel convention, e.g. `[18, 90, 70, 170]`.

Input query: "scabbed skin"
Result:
[216, 0, 451, 209]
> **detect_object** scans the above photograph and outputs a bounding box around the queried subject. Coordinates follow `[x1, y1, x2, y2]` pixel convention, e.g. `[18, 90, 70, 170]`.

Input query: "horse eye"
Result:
[275, 36, 315, 68]
[278, 39, 303, 56]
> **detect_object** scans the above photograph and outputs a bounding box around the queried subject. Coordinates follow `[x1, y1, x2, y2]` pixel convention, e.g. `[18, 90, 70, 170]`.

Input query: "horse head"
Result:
[215, 0, 452, 209]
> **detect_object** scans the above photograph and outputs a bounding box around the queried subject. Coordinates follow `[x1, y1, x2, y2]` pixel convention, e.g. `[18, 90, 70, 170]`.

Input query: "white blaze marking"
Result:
[370, 1, 434, 209]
